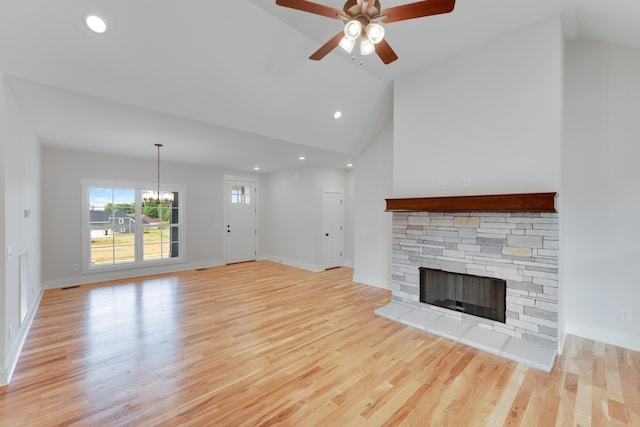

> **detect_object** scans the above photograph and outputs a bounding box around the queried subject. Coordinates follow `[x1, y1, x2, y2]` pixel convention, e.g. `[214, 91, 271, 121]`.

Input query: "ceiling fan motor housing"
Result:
[343, 0, 382, 19]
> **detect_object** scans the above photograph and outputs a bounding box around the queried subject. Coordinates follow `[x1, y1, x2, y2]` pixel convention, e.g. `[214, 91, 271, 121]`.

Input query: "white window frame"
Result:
[81, 178, 186, 273]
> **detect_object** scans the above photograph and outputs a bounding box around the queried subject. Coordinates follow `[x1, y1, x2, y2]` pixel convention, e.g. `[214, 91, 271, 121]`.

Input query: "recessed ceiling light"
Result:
[84, 14, 108, 34]
[333, 111, 342, 119]
[298, 156, 306, 160]
[347, 163, 354, 168]
[253, 166, 260, 171]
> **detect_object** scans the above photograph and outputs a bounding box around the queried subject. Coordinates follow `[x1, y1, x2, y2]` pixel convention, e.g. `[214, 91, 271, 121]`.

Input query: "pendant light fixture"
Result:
[143, 143, 174, 204]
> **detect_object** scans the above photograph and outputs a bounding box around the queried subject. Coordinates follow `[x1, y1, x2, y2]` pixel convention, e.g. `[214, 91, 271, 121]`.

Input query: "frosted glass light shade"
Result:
[360, 37, 375, 55]
[365, 23, 385, 44]
[344, 20, 362, 40]
[339, 36, 356, 53]
[161, 192, 174, 202]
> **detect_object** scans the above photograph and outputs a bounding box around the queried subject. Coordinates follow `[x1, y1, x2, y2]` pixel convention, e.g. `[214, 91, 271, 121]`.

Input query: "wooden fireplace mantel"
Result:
[385, 192, 557, 213]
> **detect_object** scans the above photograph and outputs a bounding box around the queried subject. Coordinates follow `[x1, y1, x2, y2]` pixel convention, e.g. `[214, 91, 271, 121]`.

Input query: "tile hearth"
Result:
[375, 302, 556, 372]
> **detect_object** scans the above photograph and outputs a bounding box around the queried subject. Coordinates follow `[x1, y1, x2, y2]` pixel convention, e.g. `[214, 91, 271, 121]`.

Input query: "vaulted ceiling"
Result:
[2, 0, 640, 173]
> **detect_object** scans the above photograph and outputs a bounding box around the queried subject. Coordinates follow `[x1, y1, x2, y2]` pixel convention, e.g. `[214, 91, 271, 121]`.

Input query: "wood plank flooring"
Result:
[1, 261, 638, 426]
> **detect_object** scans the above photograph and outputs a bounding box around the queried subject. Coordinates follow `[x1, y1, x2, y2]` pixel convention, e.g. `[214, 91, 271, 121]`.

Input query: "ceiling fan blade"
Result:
[276, 0, 344, 19]
[375, 39, 398, 64]
[380, 0, 456, 24]
[309, 32, 344, 61]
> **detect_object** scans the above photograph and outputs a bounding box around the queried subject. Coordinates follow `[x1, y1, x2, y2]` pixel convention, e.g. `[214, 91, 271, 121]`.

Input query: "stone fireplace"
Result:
[375, 193, 559, 371]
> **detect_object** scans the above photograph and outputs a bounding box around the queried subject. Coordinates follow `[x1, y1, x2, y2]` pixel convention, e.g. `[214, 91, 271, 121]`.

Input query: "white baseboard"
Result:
[565, 322, 640, 352]
[258, 255, 324, 272]
[353, 273, 390, 289]
[42, 259, 226, 289]
[2, 289, 44, 386]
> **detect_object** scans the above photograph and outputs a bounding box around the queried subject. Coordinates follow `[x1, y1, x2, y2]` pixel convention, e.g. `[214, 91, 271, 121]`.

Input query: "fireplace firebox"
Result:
[419, 268, 506, 323]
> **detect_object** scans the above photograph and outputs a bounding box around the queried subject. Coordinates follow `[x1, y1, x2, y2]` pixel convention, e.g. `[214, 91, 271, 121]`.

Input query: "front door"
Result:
[224, 176, 257, 264]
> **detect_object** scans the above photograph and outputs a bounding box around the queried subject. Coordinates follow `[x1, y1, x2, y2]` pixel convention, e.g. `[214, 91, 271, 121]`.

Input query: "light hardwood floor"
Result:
[1, 261, 638, 426]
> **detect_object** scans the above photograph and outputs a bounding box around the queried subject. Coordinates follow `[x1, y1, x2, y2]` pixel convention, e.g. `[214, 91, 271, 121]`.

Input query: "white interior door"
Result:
[224, 177, 257, 264]
[322, 187, 344, 269]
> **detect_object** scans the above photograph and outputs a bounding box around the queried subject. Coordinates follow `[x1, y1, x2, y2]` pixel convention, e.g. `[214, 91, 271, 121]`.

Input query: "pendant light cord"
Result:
[155, 143, 162, 203]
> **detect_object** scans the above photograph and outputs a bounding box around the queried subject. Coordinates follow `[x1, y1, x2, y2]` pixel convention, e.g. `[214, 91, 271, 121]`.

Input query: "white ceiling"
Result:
[1, 0, 640, 173]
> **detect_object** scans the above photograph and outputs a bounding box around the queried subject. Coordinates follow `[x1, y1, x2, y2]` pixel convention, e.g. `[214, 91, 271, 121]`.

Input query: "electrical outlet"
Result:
[463, 177, 471, 188]
[8, 325, 12, 341]
[438, 179, 446, 190]
[620, 309, 632, 322]
[73, 264, 80, 272]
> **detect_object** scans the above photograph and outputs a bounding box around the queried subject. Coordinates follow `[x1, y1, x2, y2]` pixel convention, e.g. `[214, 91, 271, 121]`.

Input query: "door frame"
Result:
[223, 175, 258, 264]
[322, 186, 344, 269]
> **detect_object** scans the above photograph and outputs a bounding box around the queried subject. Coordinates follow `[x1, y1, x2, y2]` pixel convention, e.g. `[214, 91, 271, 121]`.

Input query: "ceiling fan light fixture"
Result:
[365, 23, 385, 44]
[344, 20, 362, 40]
[339, 36, 356, 53]
[360, 37, 375, 56]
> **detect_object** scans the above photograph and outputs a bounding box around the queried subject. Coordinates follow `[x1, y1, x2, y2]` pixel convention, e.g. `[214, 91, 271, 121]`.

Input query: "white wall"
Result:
[0, 75, 7, 383]
[563, 39, 640, 351]
[393, 17, 563, 197]
[1, 75, 42, 385]
[41, 146, 258, 288]
[344, 169, 355, 267]
[261, 166, 348, 271]
[353, 120, 393, 288]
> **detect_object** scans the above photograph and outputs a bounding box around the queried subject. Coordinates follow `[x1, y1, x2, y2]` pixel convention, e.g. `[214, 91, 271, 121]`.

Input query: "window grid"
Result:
[231, 185, 251, 205]
[85, 183, 182, 270]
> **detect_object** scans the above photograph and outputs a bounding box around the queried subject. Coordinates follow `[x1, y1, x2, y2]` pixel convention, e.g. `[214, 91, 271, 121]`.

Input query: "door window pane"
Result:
[231, 185, 251, 204]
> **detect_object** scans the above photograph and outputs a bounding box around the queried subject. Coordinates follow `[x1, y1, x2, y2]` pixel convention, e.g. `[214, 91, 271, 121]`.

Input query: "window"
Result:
[231, 185, 251, 205]
[141, 188, 179, 262]
[83, 179, 184, 272]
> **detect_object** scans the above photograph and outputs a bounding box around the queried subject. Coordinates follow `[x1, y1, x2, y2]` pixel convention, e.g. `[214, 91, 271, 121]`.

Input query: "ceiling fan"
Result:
[275, 0, 456, 64]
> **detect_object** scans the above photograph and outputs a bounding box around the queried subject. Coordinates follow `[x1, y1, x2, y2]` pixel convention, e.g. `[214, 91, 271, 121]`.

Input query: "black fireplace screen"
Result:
[419, 267, 506, 323]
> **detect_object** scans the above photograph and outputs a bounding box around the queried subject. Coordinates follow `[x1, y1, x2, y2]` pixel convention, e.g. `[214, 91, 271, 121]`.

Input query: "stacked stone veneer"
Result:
[392, 211, 559, 348]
